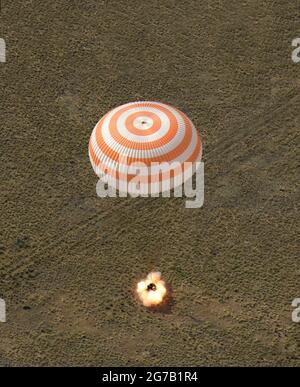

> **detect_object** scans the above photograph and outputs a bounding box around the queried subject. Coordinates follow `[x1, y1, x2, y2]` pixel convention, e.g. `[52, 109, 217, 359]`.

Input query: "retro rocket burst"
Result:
[136, 272, 167, 307]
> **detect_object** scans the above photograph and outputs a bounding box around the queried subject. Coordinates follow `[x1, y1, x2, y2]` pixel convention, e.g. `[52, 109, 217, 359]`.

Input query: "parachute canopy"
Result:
[89, 101, 202, 194]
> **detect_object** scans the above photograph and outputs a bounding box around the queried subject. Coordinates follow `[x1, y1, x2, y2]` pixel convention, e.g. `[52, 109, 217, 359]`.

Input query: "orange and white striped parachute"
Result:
[89, 101, 202, 195]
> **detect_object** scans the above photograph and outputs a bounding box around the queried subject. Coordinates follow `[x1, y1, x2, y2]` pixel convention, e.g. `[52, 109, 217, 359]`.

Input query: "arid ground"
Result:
[0, 0, 299, 366]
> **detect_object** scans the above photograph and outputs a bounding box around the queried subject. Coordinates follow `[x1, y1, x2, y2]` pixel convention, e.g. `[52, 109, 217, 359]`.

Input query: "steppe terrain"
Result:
[0, 0, 299, 366]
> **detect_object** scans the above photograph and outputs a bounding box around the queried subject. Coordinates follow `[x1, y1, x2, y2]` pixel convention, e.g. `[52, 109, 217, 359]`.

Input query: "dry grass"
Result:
[0, 0, 299, 366]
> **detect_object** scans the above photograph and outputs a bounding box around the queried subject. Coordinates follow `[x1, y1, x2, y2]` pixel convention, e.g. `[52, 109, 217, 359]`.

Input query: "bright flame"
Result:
[136, 272, 167, 307]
